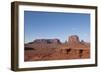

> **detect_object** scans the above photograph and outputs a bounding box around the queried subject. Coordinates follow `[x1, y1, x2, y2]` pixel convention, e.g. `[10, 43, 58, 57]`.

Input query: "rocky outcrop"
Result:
[30, 39, 61, 44]
[24, 35, 90, 61]
[68, 35, 80, 44]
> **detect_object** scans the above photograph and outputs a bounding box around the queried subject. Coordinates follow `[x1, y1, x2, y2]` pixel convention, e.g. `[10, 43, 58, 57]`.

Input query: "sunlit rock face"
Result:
[68, 35, 80, 44]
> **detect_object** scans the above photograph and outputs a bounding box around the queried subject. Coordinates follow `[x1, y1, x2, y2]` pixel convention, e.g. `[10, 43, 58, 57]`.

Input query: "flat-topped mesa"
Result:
[68, 35, 80, 44]
[33, 39, 61, 44]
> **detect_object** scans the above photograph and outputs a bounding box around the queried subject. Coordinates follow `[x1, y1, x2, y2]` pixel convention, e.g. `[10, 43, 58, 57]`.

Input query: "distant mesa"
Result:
[29, 39, 61, 44]
[27, 35, 88, 45]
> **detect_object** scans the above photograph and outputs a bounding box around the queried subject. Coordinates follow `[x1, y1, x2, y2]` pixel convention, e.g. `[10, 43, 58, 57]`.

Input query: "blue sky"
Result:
[24, 11, 90, 43]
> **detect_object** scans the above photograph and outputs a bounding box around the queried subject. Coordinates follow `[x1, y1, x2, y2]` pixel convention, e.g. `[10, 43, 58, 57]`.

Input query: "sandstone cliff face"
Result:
[68, 35, 80, 44]
[24, 35, 90, 61]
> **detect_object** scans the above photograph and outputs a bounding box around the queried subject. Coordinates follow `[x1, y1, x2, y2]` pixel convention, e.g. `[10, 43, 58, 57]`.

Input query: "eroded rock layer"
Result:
[24, 35, 90, 61]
